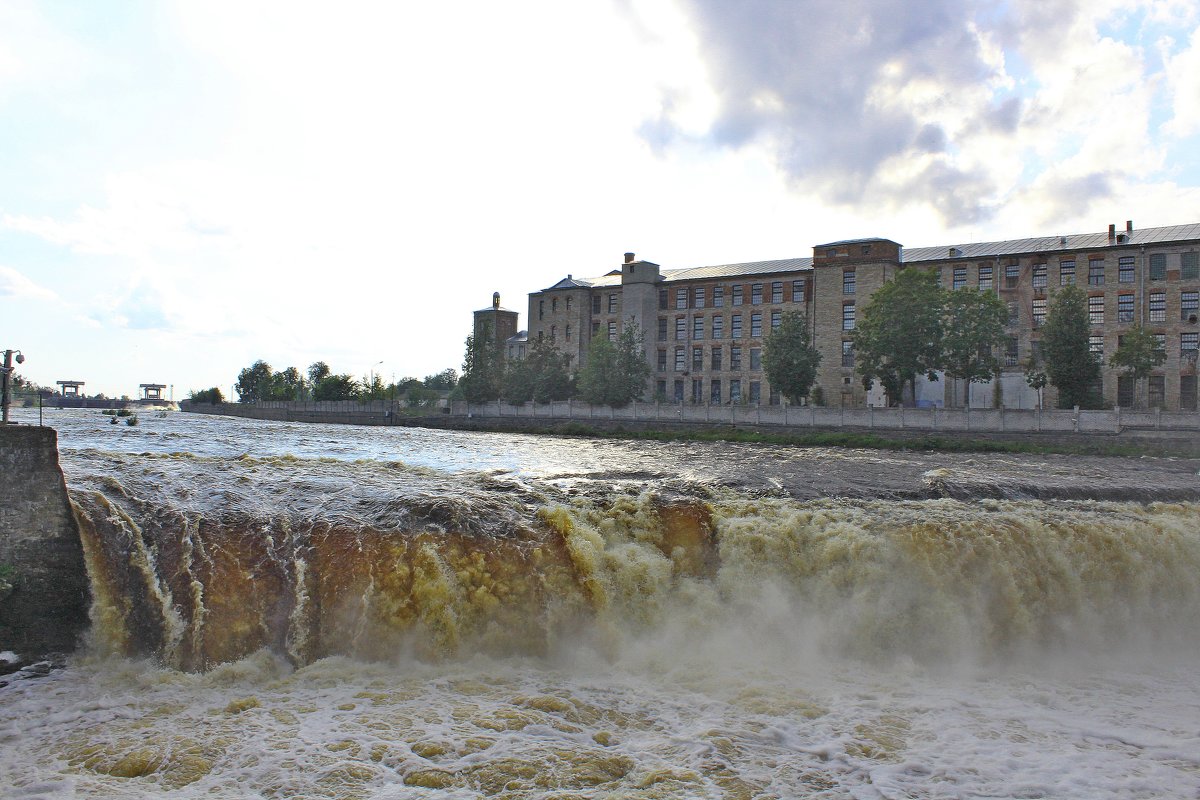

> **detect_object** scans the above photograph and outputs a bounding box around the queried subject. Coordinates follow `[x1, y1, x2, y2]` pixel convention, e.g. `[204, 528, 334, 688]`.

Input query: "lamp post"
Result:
[2, 349, 26, 425]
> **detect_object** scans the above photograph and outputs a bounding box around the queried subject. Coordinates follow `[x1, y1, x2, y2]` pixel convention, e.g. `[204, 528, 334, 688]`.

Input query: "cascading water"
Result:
[2, 409, 1199, 799]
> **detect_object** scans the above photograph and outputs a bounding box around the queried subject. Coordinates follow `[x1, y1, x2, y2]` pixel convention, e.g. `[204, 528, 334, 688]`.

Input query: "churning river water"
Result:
[2, 408, 1199, 799]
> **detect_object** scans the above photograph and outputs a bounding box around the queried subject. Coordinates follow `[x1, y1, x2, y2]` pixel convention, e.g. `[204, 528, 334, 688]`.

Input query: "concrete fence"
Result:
[449, 399, 1200, 435]
[182, 398, 1200, 437]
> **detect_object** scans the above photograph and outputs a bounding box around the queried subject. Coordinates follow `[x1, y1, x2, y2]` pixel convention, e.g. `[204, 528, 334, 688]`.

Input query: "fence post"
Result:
[869, 405, 874, 429]
[1000, 404, 1005, 431]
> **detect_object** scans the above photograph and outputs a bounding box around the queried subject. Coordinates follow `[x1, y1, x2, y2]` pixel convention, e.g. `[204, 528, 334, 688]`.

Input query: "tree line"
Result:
[191, 361, 459, 404]
[459, 321, 650, 407]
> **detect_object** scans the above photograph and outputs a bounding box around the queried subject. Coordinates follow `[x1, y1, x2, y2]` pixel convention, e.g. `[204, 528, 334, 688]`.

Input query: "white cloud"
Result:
[1161, 26, 1200, 138]
[0, 264, 58, 301]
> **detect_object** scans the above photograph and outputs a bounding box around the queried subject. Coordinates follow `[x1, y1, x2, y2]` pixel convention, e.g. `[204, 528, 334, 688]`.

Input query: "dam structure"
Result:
[1, 406, 1198, 798]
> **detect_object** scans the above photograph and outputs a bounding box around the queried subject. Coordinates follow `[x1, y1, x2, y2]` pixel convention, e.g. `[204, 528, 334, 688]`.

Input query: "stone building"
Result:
[518, 221, 1200, 411]
[473, 292, 520, 354]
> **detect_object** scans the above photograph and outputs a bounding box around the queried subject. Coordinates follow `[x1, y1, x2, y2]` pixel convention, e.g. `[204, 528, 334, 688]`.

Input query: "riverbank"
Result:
[184, 400, 1200, 458]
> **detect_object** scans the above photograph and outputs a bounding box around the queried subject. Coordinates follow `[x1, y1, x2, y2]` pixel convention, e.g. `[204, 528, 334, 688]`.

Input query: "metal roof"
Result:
[539, 276, 595, 292]
[555, 222, 1200, 289]
[903, 222, 1200, 263]
[474, 306, 518, 313]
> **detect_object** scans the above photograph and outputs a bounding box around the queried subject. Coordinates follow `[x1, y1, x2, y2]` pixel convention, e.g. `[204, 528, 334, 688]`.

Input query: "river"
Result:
[1, 408, 1198, 798]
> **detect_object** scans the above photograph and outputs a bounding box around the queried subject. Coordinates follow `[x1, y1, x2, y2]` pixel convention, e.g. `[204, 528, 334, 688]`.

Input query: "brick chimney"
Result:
[624, 252, 635, 263]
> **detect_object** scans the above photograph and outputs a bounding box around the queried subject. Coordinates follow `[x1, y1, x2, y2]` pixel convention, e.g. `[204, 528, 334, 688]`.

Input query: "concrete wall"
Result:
[0, 426, 90, 657]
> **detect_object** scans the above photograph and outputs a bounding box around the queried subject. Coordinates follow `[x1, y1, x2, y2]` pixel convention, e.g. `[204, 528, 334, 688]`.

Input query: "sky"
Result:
[2, 0, 1199, 399]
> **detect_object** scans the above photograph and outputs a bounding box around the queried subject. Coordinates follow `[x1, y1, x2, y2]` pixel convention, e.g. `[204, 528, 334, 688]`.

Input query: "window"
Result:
[1088, 258, 1104, 286]
[842, 340, 855, 368]
[593, 295, 601, 314]
[1119, 256, 1135, 283]
[1005, 337, 1019, 367]
[657, 350, 667, 371]
[693, 315, 704, 340]
[1088, 295, 1104, 325]
[1005, 264, 1019, 288]
[609, 294, 619, 313]
[1181, 332, 1199, 355]
[843, 270, 856, 294]
[551, 297, 558, 313]
[792, 280, 805, 303]
[749, 381, 761, 404]
[978, 265, 993, 290]
[1089, 334, 1103, 361]
[566, 296, 573, 311]
[539, 299, 545, 320]
[732, 285, 744, 306]
[954, 266, 968, 290]
[1149, 376, 1165, 409]
[1032, 264, 1047, 289]
[1149, 253, 1166, 281]
[1150, 291, 1166, 322]
[713, 286, 724, 307]
[731, 313, 743, 339]
[710, 380, 722, 403]
[1032, 298, 1046, 327]
[826, 248, 837, 258]
[751, 283, 763, 305]
[1183, 291, 1199, 321]
[750, 348, 761, 370]
[1060, 260, 1075, 285]
[711, 347, 722, 371]
[1182, 375, 1197, 412]
[592, 321, 600, 335]
[730, 346, 742, 370]
[769, 387, 781, 406]
[550, 324, 556, 340]
[656, 379, 666, 398]
[712, 315, 724, 339]
[1180, 331, 1200, 357]
[842, 303, 855, 331]
[771, 310, 782, 330]
[730, 379, 742, 403]
[674, 347, 685, 371]
[658, 289, 668, 310]
[1007, 301, 1019, 326]
[657, 317, 667, 341]
[675, 317, 686, 340]
[935, 267, 943, 288]
[694, 287, 706, 309]
[1153, 332, 1167, 353]
[771, 282, 783, 303]
[692, 379, 703, 403]
[1183, 252, 1199, 280]
[676, 288, 688, 310]
[750, 312, 762, 337]
[565, 324, 571, 341]
[693, 347, 703, 371]
[608, 321, 617, 340]
[674, 380, 684, 402]
[1118, 293, 1134, 323]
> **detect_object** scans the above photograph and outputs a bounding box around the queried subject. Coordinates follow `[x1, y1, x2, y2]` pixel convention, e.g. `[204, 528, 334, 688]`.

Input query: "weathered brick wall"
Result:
[0, 426, 90, 656]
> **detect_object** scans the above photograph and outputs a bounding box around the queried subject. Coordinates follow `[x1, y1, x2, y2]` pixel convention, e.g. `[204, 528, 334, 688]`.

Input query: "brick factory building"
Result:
[512, 221, 1200, 411]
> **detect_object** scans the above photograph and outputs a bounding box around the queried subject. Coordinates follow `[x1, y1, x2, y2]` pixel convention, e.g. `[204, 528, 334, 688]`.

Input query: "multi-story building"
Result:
[518, 221, 1200, 411]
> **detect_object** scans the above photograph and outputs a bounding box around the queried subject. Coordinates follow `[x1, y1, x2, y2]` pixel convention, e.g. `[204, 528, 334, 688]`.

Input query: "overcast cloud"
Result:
[629, 0, 1199, 225]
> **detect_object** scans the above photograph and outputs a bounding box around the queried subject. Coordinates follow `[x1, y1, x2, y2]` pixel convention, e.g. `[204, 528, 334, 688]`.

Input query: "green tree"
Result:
[270, 366, 303, 400]
[578, 322, 650, 407]
[361, 373, 387, 401]
[424, 369, 458, 390]
[941, 288, 1008, 406]
[235, 360, 274, 402]
[762, 311, 821, 404]
[502, 337, 574, 404]
[188, 387, 224, 404]
[307, 361, 331, 386]
[459, 321, 504, 403]
[1040, 285, 1101, 408]
[850, 268, 944, 406]
[312, 373, 359, 400]
[1023, 355, 1048, 409]
[1109, 325, 1165, 408]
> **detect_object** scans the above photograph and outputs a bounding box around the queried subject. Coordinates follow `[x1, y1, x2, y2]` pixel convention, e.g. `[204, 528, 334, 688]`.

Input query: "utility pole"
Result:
[2, 349, 26, 424]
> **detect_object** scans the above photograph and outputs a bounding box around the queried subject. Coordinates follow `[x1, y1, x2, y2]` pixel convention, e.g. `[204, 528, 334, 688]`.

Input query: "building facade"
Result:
[519, 221, 1200, 411]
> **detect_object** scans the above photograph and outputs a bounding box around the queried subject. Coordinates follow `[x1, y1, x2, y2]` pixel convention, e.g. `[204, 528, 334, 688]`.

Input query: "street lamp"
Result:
[2, 349, 26, 425]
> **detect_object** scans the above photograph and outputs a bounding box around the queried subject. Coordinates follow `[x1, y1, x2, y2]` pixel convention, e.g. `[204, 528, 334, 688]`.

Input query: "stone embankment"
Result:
[0, 426, 90, 661]
[183, 399, 1200, 455]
